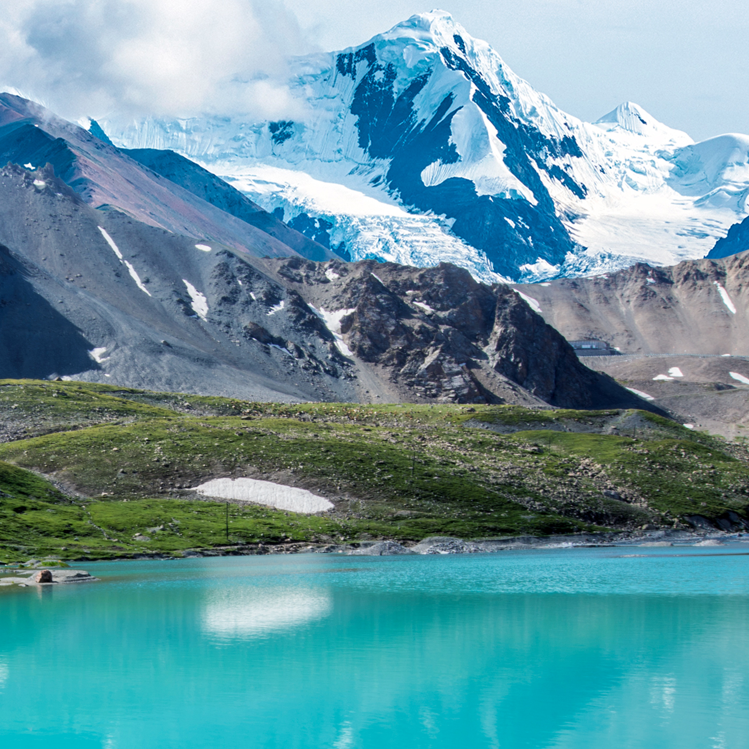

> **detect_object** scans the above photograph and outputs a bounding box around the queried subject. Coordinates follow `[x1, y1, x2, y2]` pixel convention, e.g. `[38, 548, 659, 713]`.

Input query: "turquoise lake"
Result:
[1, 547, 748, 748]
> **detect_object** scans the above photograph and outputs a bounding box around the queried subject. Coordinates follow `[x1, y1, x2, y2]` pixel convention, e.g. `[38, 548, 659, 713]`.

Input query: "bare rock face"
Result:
[264, 258, 658, 411]
[515, 253, 749, 357]
[35, 569, 53, 583]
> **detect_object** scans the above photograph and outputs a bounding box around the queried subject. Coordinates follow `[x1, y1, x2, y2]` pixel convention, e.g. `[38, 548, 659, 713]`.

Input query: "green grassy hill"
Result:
[0, 380, 747, 561]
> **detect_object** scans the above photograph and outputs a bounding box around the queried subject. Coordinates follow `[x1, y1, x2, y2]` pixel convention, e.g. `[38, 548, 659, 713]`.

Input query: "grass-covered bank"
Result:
[0, 380, 747, 561]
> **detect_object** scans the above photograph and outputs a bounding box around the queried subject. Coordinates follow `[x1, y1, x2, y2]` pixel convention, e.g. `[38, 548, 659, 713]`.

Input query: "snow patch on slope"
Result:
[714, 282, 737, 314]
[194, 477, 333, 513]
[309, 304, 355, 357]
[729, 371, 749, 386]
[183, 279, 208, 320]
[626, 387, 655, 401]
[98, 227, 151, 296]
[89, 347, 109, 364]
[515, 290, 542, 314]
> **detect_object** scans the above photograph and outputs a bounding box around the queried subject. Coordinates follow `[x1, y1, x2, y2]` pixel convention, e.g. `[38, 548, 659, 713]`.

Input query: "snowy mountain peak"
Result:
[378, 9, 465, 42]
[595, 101, 692, 145]
[101, 13, 749, 284]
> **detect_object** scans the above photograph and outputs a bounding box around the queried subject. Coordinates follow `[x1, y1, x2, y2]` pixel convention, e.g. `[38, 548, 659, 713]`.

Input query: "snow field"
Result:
[194, 478, 334, 514]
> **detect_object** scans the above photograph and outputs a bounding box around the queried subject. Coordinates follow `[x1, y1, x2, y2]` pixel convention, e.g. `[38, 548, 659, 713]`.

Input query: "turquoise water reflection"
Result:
[1, 547, 748, 748]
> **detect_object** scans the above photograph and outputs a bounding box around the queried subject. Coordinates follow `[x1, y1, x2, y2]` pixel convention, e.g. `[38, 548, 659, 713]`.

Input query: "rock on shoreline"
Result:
[0, 569, 97, 587]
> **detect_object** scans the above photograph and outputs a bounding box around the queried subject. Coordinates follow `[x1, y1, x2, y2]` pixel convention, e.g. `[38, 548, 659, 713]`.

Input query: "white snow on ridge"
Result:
[183, 279, 208, 320]
[267, 300, 285, 316]
[325, 267, 340, 281]
[668, 367, 684, 378]
[413, 301, 435, 314]
[729, 371, 749, 386]
[714, 282, 737, 314]
[515, 290, 542, 314]
[194, 478, 333, 513]
[653, 374, 673, 381]
[626, 387, 655, 401]
[195, 243, 212, 252]
[98, 226, 151, 296]
[309, 304, 355, 357]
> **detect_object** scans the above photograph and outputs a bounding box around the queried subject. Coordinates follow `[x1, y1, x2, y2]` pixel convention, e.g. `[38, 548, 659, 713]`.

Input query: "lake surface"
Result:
[1, 546, 748, 748]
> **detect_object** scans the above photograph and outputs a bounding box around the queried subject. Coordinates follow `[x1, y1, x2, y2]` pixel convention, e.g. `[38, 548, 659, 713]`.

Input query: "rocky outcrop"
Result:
[263, 257, 661, 411]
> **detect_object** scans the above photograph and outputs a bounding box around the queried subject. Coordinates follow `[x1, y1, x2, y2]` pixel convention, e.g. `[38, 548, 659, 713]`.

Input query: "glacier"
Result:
[101, 10, 749, 283]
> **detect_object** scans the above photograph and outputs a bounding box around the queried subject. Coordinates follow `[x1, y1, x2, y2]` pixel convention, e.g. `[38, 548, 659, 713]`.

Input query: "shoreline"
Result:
[52, 527, 749, 563]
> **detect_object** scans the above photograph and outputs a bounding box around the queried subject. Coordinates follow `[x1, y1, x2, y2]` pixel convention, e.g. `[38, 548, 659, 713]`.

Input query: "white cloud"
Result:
[0, 0, 314, 120]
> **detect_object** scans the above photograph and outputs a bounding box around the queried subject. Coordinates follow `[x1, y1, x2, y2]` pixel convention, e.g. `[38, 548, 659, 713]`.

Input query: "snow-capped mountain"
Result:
[103, 10, 749, 282]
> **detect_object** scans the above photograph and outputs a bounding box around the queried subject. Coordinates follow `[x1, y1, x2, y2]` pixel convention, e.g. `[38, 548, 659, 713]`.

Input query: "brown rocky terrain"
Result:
[515, 253, 749, 437]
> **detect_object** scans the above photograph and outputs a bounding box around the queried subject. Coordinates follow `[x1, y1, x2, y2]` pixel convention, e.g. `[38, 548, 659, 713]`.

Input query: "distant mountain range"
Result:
[101, 10, 749, 283]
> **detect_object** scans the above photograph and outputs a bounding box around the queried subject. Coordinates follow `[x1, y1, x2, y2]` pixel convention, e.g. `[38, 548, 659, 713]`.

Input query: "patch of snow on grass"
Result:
[309, 304, 355, 357]
[195, 244, 212, 252]
[325, 267, 340, 281]
[515, 290, 542, 314]
[99, 226, 151, 295]
[729, 371, 749, 386]
[668, 367, 684, 378]
[413, 301, 435, 314]
[683, 423, 695, 430]
[183, 280, 208, 320]
[715, 282, 737, 314]
[653, 374, 673, 381]
[194, 477, 334, 513]
[89, 347, 109, 364]
[626, 387, 655, 401]
[267, 300, 285, 316]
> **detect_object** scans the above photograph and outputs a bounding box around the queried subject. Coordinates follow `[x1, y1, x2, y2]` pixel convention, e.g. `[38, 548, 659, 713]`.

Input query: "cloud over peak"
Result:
[0, 0, 313, 121]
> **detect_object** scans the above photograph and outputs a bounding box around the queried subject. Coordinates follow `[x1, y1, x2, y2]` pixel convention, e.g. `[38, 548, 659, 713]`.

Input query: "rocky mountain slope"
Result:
[0, 153, 653, 410]
[0, 93, 330, 263]
[516, 252, 749, 356]
[103, 11, 749, 282]
[514, 252, 749, 437]
[0, 97, 656, 411]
